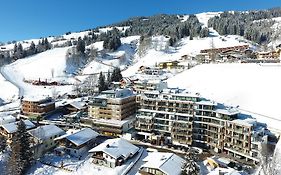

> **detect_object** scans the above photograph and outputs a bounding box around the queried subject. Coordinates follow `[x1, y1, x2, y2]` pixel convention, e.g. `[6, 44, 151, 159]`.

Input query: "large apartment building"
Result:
[135, 88, 197, 145]
[21, 97, 55, 118]
[135, 88, 271, 164]
[87, 88, 136, 136]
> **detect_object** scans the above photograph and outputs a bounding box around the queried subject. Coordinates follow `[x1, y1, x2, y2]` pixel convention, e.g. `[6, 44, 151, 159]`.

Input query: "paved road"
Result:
[0, 66, 24, 98]
[126, 149, 148, 175]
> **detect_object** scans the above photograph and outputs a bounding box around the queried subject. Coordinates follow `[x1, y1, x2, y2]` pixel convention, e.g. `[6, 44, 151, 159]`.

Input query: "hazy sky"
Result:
[0, 0, 280, 42]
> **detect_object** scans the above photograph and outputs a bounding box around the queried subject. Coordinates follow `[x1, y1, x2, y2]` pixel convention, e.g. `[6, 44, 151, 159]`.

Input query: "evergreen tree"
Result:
[106, 69, 111, 88]
[13, 43, 24, 59]
[111, 67, 123, 82]
[44, 38, 51, 50]
[98, 72, 107, 92]
[0, 135, 6, 153]
[199, 27, 209, 38]
[7, 120, 32, 175]
[76, 37, 85, 54]
[29, 41, 36, 54]
[181, 151, 200, 175]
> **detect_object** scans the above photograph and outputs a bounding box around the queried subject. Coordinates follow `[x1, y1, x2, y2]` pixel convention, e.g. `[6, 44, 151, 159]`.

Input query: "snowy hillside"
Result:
[123, 34, 251, 77]
[0, 35, 140, 99]
[167, 63, 281, 132]
[2, 47, 75, 98]
[83, 36, 139, 75]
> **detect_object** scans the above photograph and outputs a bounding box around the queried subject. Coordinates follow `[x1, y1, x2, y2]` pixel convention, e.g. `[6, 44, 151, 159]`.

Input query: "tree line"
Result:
[98, 67, 123, 92]
[208, 8, 281, 44]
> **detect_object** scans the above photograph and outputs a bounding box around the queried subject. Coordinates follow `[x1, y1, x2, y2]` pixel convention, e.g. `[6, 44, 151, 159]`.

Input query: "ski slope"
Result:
[0, 71, 18, 104]
[2, 47, 75, 98]
[167, 63, 281, 132]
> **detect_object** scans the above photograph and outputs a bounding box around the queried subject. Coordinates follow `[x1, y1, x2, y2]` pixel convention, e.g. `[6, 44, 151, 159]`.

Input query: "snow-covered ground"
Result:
[167, 63, 281, 132]
[2, 47, 75, 98]
[123, 34, 251, 77]
[196, 12, 221, 27]
[0, 71, 18, 104]
[83, 36, 139, 75]
[28, 148, 145, 175]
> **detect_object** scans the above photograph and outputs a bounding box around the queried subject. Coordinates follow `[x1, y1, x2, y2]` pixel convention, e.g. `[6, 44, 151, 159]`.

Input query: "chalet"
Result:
[256, 49, 281, 59]
[89, 138, 139, 168]
[0, 120, 35, 145]
[196, 53, 211, 63]
[200, 45, 249, 54]
[140, 67, 165, 76]
[139, 152, 185, 175]
[63, 101, 87, 114]
[28, 124, 65, 159]
[55, 128, 99, 157]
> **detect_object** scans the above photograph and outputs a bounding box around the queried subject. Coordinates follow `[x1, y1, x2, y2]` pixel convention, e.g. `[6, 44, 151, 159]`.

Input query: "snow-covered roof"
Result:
[28, 124, 65, 141]
[231, 118, 257, 127]
[92, 117, 133, 127]
[141, 152, 185, 175]
[97, 88, 134, 99]
[22, 96, 53, 102]
[1, 120, 35, 134]
[67, 101, 86, 110]
[0, 115, 16, 125]
[215, 108, 240, 116]
[56, 128, 99, 146]
[89, 138, 139, 159]
[196, 100, 217, 106]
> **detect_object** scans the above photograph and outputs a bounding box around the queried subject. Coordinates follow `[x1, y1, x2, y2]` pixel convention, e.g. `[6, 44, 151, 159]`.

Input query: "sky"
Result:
[0, 0, 280, 42]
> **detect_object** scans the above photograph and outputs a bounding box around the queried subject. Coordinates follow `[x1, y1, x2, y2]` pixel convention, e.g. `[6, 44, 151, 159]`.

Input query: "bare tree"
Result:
[51, 68, 54, 78]
[138, 36, 152, 57]
[209, 37, 217, 63]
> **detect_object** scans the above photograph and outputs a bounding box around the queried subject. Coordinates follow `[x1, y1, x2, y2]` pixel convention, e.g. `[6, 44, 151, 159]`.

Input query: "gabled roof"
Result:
[1, 120, 35, 134]
[141, 152, 185, 175]
[28, 124, 65, 141]
[89, 138, 139, 159]
[56, 128, 99, 147]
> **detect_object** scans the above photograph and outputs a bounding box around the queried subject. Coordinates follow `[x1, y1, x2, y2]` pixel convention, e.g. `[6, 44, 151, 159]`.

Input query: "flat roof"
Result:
[196, 100, 217, 106]
[92, 117, 134, 127]
[22, 96, 52, 102]
[215, 108, 240, 116]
